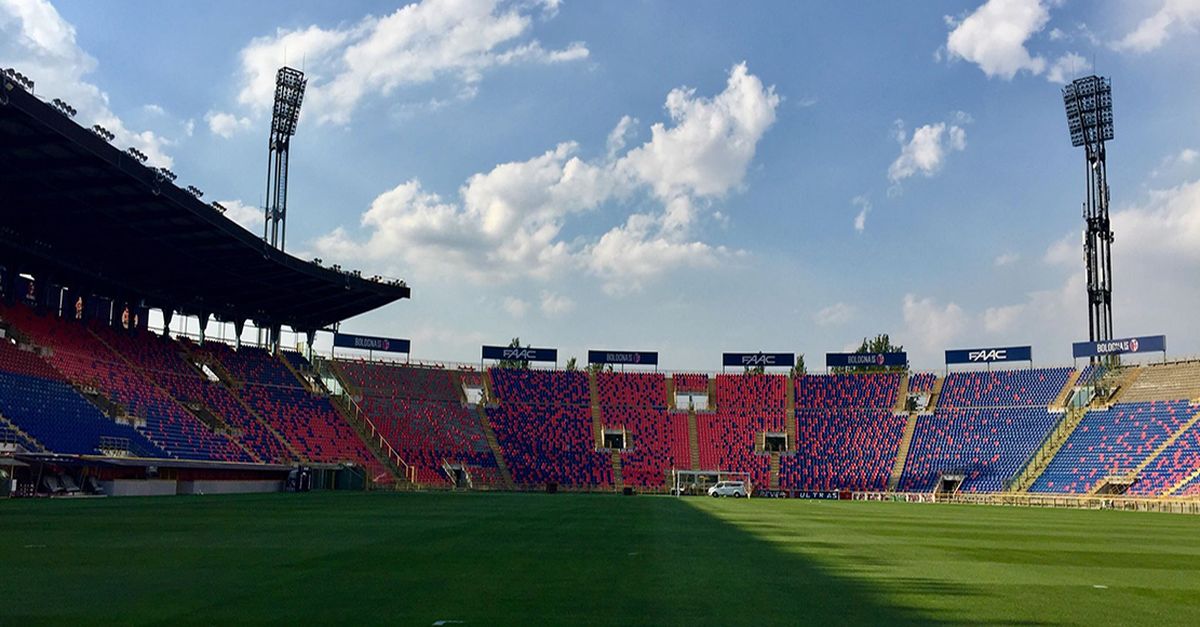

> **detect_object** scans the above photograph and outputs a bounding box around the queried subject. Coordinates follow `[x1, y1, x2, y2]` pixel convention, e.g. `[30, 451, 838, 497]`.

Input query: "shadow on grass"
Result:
[0, 491, 1055, 626]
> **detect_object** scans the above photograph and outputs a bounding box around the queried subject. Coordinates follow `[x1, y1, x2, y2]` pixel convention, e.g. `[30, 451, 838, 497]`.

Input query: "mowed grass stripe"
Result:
[1, 492, 1198, 626]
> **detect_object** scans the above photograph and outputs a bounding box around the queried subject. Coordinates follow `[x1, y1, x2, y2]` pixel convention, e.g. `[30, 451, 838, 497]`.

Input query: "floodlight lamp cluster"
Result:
[90, 124, 115, 142]
[156, 167, 177, 182]
[3, 67, 34, 91]
[270, 67, 307, 138]
[211, 201, 227, 214]
[126, 147, 148, 163]
[185, 185, 204, 199]
[1063, 76, 1114, 149]
[51, 98, 77, 117]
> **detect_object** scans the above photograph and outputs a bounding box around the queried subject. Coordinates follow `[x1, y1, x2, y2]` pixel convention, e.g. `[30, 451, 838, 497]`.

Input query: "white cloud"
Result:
[815, 302, 857, 327]
[1151, 148, 1200, 178]
[204, 110, 253, 138]
[214, 199, 263, 233]
[142, 103, 165, 116]
[944, 0, 1050, 79]
[315, 63, 778, 294]
[940, 176, 1200, 363]
[994, 251, 1020, 266]
[503, 297, 529, 318]
[888, 121, 967, 183]
[1045, 51, 1091, 84]
[851, 195, 871, 233]
[982, 304, 1024, 333]
[902, 294, 968, 361]
[539, 291, 574, 317]
[231, 0, 588, 126]
[606, 115, 637, 160]
[0, 0, 174, 166]
[1113, 0, 1200, 53]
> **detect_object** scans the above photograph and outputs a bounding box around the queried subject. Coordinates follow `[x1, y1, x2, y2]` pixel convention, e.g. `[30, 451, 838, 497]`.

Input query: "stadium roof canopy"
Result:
[0, 75, 409, 331]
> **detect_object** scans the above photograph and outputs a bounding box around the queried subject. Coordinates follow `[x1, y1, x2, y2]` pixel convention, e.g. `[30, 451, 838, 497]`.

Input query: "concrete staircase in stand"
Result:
[476, 403, 515, 490]
[687, 409, 701, 471]
[1051, 369, 1084, 410]
[893, 372, 910, 413]
[1008, 406, 1090, 492]
[588, 371, 604, 448]
[611, 451, 623, 490]
[768, 452, 780, 490]
[887, 413, 919, 491]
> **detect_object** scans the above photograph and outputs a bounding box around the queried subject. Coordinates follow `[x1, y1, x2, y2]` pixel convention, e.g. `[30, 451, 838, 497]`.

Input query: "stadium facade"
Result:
[3, 68, 1200, 507]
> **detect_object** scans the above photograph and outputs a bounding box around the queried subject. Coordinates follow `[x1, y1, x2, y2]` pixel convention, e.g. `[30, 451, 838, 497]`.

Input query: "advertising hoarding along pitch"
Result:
[945, 346, 1032, 365]
[587, 350, 659, 366]
[481, 345, 558, 362]
[333, 332, 410, 354]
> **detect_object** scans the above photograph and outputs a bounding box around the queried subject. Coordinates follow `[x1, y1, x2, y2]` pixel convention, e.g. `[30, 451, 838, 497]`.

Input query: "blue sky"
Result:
[3, 0, 1199, 370]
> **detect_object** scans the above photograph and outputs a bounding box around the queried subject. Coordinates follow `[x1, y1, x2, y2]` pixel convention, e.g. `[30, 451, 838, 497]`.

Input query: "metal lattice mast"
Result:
[1062, 76, 1115, 354]
[263, 67, 307, 251]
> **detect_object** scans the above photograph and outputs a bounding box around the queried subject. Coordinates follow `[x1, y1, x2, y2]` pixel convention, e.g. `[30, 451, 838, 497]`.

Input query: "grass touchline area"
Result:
[2, 492, 1199, 626]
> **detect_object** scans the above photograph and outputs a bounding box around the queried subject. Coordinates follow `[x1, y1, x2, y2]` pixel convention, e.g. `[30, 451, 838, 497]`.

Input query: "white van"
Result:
[707, 481, 748, 498]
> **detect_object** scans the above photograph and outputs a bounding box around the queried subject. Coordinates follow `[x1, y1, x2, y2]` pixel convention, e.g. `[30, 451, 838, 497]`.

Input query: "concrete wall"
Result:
[177, 480, 283, 495]
[101, 479, 177, 497]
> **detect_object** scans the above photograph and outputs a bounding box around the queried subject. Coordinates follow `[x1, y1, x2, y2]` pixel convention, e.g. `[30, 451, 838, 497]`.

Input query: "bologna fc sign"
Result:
[825, 352, 907, 368]
[1072, 335, 1166, 358]
[333, 332, 410, 354]
[587, 351, 659, 366]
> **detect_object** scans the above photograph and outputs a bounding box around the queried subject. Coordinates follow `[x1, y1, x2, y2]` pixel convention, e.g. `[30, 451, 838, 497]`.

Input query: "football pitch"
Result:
[2, 492, 1199, 626]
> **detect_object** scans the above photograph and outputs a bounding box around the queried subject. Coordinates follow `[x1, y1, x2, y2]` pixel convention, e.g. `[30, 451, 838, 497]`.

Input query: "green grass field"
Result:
[2, 492, 1199, 626]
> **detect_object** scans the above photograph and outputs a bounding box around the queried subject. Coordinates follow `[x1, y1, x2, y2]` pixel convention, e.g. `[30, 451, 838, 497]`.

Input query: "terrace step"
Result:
[887, 413, 919, 491]
[476, 403, 515, 490]
[665, 378, 676, 409]
[1123, 408, 1200, 481]
[892, 372, 910, 413]
[1166, 465, 1200, 497]
[1097, 366, 1143, 407]
[327, 392, 413, 487]
[707, 378, 717, 411]
[611, 450, 623, 491]
[687, 409, 701, 471]
[588, 371, 603, 448]
[784, 375, 796, 447]
[1051, 368, 1084, 410]
[89, 328, 262, 463]
[1008, 406, 1089, 492]
[768, 452, 780, 490]
[0, 411, 44, 452]
[925, 376, 945, 413]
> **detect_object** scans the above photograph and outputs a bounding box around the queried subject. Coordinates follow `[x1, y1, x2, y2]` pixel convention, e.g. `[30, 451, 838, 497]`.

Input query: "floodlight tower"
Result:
[1062, 75, 1115, 352]
[263, 67, 307, 251]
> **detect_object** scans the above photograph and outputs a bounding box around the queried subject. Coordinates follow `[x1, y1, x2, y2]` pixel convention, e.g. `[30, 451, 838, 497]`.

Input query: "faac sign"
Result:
[1073, 335, 1166, 359]
[481, 345, 558, 363]
[332, 332, 410, 354]
[945, 346, 1032, 365]
[722, 352, 795, 368]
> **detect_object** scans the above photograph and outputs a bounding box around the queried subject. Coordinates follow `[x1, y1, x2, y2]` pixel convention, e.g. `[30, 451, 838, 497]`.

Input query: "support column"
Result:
[197, 311, 210, 345]
[234, 319, 246, 349]
[162, 309, 174, 338]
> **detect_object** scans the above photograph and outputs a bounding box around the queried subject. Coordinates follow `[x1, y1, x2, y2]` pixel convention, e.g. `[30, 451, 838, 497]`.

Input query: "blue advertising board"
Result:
[945, 345, 1033, 365]
[333, 332, 410, 354]
[1072, 335, 1166, 358]
[482, 345, 558, 362]
[587, 350, 659, 366]
[825, 352, 908, 368]
[722, 352, 795, 368]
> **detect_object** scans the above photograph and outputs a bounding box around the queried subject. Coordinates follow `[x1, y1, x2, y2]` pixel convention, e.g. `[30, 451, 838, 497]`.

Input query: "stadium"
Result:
[3, 2, 1200, 625]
